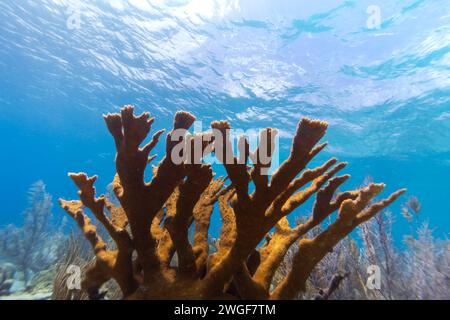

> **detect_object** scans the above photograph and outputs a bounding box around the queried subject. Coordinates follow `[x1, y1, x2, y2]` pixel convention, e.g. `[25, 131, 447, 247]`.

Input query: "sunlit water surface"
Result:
[0, 0, 449, 241]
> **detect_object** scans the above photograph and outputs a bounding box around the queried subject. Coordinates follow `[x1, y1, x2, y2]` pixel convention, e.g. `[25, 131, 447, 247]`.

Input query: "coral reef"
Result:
[0, 181, 66, 286]
[60, 105, 405, 300]
[276, 195, 449, 300]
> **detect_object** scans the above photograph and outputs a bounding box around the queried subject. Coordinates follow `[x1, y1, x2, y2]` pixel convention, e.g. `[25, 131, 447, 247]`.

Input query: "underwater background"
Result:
[0, 0, 449, 299]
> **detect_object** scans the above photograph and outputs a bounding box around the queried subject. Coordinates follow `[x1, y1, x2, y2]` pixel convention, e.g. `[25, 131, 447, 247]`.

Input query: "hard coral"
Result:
[60, 105, 405, 300]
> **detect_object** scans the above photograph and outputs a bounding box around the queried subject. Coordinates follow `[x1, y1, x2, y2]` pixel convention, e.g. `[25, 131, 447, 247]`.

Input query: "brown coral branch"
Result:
[105, 199, 128, 230]
[251, 218, 300, 292]
[193, 177, 226, 274]
[270, 185, 406, 299]
[231, 161, 352, 293]
[59, 199, 106, 255]
[268, 162, 348, 224]
[268, 119, 328, 202]
[206, 181, 233, 205]
[253, 177, 361, 293]
[211, 121, 251, 202]
[61, 173, 137, 297]
[156, 190, 178, 268]
[150, 208, 165, 241]
[59, 199, 135, 298]
[232, 263, 268, 299]
[207, 188, 236, 271]
[104, 106, 196, 282]
[68, 173, 131, 244]
[202, 119, 348, 297]
[249, 128, 278, 200]
[166, 165, 213, 276]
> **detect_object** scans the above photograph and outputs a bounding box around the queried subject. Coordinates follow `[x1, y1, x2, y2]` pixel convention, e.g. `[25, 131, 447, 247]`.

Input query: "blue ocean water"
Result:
[0, 0, 449, 242]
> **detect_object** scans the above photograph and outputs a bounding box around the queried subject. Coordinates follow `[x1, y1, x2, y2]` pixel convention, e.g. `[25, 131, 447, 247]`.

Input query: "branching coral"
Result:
[60, 106, 405, 300]
[276, 195, 449, 300]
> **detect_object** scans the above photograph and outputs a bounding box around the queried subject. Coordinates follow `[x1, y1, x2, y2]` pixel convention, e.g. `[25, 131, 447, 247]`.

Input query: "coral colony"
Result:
[60, 106, 405, 299]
